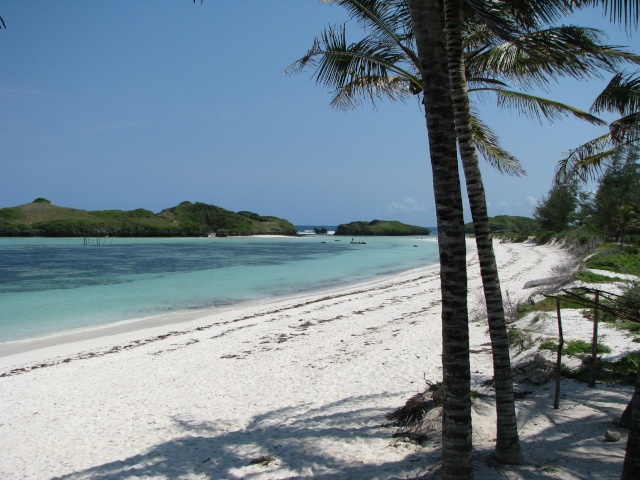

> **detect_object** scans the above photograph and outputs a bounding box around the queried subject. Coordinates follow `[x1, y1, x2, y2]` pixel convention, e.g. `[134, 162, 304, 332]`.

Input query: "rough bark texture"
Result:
[442, 0, 524, 466]
[621, 363, 640, 479]
[407, 1, 473, 478]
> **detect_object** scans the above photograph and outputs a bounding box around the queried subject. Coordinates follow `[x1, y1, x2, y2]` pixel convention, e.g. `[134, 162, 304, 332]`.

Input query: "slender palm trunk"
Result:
[407, 1, 472, 478]
[621, 362, 640, 479]
[442, 0, 524, 465]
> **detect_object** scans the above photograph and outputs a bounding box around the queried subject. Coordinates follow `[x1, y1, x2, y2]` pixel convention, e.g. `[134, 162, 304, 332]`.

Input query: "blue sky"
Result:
[1, 1, 637, 226]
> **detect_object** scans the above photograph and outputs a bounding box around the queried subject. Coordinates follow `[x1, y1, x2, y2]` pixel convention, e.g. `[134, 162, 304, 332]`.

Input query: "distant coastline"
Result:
[0, 198, 297, 238]
[0, 199, 435, 238]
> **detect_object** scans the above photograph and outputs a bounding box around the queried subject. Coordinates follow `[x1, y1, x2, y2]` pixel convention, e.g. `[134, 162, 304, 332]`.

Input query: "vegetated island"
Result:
[0, 198, 297, 237]
[335, 219, 431, 236]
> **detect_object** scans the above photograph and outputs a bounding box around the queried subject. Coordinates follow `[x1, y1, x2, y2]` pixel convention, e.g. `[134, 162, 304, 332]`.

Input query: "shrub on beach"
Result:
[563, 351, 640, 385]
[585, 245, 640, 276]
[539, 339, 611, 358]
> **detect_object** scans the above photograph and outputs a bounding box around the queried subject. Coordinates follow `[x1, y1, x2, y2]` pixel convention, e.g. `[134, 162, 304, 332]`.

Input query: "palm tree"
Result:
[404, 3, 474, 478]
[443, 0, 526, 464]
[564, 4, 640, 477]
[286, 0, 640, 468]
[444, 2, 637, 463]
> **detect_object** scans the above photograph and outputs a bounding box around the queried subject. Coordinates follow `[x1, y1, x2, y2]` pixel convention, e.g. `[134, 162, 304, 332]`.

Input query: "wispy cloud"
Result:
[387, 196, 427, 214]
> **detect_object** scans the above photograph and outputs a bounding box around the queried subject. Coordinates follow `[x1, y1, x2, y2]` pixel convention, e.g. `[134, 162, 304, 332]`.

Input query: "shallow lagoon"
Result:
[0, 235, 438, 343]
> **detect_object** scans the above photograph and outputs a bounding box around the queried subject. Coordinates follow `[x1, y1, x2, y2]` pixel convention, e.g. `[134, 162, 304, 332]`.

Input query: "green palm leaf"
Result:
[330, 75, 413, 110]
[467, 26, 640, 89]
[470, 113, 526, 176]
[285, 23, 421, 106]
[323, 0, 418, 66]
[556, 133, 619, 181]
[610, 111, 640, 143]
[584, 0, 639, 29]
[473, 88, 607, 124]
[559, 71, 640, 181]
[591, 70, 640, 116]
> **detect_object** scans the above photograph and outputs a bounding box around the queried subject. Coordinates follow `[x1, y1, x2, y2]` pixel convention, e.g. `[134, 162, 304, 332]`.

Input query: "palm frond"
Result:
[284, 24, 420, 109]
[467, 77, 510, 88]
[479, 88, 607, 125]
[325, 0, 411, 33]
[463, 0, 520, 42]
[610, 112, 640, 143]
[555, 133, 618, 181]
[496, 0, 577, 27]
[324, 0, 418, 66]
[463, 19, 497, 53]
[591, 71, 640, 116]
[470, 113, 526, 176]
[584, 0, 639, 29]
[466, 26, 640, 89]
[330, 75, 413, 110]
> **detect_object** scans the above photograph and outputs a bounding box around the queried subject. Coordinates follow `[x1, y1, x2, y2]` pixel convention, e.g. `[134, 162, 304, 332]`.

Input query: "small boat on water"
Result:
[350, 238, 366, 244]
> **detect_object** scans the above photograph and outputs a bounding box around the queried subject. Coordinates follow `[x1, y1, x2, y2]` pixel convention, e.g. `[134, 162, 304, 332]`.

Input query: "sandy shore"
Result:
[0, 240, 634, 479]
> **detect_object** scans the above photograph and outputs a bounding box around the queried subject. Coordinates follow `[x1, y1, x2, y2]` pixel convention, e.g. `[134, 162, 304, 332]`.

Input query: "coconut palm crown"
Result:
[286, 0, 640, 177]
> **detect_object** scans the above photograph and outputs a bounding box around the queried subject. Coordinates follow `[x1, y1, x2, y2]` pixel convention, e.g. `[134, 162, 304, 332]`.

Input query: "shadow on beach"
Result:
[472, 380, 631, 480]
[51, 381, 632, 480]
[51, 393, 434, 480]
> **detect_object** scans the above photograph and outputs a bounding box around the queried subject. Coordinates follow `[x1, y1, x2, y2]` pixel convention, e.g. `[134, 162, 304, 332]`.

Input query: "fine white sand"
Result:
[0, 240, 635, 479]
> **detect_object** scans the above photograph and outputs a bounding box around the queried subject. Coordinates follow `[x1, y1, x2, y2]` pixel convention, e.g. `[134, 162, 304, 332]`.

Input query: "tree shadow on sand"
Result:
[469, 380, 633, 480]
[50, 381, 632, 479]
[52, 393, 437, 480]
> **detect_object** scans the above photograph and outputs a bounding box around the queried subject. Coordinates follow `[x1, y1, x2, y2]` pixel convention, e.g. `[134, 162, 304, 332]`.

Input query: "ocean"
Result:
[0, 232, 439, 345]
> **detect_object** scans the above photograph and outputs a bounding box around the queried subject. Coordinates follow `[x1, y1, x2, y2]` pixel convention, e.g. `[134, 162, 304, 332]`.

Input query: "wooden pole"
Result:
[554, 298, 564, 409]
[589, 291, 600, 388]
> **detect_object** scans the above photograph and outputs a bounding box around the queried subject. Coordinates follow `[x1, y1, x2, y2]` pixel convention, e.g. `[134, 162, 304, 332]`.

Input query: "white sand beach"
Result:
[0, 240, 635, 479]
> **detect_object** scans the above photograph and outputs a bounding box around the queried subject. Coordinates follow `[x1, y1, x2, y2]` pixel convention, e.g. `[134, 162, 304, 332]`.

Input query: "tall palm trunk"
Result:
[443, 0, 524, 465]
[407, 1, 473, 478]
[621, 362, 640, 479]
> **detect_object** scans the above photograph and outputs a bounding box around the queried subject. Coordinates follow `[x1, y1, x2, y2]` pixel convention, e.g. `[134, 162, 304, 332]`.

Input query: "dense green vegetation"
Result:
[464, 215, 538, 236]
[0, 199, 297, 237]
[563, 351, 640, 385]
[335, 220, 431, 236]
[584, 244, 640, 276]
[534, 146, 640, 245]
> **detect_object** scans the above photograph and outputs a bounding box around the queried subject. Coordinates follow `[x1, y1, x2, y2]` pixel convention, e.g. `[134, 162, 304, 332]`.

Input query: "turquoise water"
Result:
[0, 235, 439, 344]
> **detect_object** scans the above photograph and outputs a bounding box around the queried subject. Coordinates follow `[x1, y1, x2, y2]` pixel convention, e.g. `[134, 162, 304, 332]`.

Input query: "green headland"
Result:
[0, 198, 297, 237]
[335, 220, 431, 236]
